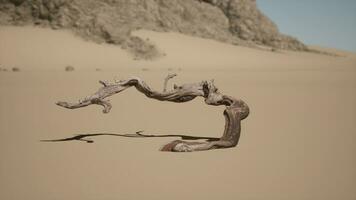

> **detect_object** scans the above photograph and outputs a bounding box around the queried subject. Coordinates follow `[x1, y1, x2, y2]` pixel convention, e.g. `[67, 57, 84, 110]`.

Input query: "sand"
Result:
[0, 26, 355, 200]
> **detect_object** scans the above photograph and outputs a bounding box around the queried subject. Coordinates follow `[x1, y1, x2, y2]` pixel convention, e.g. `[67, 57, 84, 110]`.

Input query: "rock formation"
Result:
[0, 0, 308, 59]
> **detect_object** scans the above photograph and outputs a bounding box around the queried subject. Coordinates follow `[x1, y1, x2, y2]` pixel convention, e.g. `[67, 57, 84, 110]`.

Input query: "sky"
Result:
[257, 0, 356, 52]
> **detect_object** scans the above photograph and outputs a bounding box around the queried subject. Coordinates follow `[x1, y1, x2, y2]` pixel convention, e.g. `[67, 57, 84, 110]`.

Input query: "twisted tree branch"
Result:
[56, 74, 249, 152]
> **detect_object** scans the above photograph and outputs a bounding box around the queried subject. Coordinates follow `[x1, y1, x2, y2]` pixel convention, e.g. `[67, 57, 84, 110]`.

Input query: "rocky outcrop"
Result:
[203, 0, 306, 50]
[0, 0, 308, 59]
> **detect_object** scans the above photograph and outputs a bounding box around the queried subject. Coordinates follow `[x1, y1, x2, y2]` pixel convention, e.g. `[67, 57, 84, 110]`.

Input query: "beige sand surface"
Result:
[0, 26, 355, 200]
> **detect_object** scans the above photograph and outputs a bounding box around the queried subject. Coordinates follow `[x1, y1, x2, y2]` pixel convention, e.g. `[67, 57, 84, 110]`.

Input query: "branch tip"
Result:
[56, 101, 69, 108]
[99, 80, 108, 87]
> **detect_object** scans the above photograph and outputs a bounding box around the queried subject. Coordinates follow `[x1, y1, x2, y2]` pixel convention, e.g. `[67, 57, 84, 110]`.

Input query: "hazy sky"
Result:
[257, 0, 356, 52]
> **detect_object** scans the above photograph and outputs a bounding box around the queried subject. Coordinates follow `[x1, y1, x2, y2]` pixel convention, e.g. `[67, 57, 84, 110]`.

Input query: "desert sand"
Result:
[0, 26, 355, 199]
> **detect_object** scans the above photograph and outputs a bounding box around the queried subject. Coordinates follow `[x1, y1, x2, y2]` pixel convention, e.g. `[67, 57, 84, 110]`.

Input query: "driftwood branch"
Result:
[56, 74, 249, 152]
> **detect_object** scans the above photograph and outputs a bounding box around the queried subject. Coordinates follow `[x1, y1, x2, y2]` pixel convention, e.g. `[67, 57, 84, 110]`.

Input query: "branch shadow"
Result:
[40, 131, 220, 143]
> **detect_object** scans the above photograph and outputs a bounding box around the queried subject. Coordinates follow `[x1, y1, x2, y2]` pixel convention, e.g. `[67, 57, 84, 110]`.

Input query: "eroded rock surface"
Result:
[0, 0, 308, 59]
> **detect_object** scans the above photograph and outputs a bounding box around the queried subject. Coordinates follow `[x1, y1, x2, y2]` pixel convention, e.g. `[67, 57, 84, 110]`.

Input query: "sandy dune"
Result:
[0, 26, 355, 200]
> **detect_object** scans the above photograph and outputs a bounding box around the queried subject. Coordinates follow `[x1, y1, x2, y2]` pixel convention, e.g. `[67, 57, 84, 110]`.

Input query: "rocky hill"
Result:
[0, 0, 309, 59]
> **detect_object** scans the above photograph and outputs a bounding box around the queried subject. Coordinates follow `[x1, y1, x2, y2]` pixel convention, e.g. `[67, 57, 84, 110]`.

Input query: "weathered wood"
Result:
[56, 74, 249, 152]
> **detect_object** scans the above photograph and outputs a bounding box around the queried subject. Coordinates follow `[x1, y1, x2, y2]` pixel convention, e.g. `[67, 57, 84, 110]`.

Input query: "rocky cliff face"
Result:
[0, 0, 308, 59]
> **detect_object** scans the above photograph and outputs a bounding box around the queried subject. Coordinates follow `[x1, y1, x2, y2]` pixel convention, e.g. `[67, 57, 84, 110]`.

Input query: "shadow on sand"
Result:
[40, 131, 219, 143]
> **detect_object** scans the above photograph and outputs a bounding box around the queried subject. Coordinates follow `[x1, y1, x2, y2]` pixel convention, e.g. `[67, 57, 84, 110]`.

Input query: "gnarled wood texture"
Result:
[56, 74, 249, 152]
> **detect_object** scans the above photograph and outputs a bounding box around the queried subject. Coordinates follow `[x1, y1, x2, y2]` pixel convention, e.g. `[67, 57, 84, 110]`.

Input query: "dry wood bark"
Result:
[56, 74, 249, 152]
